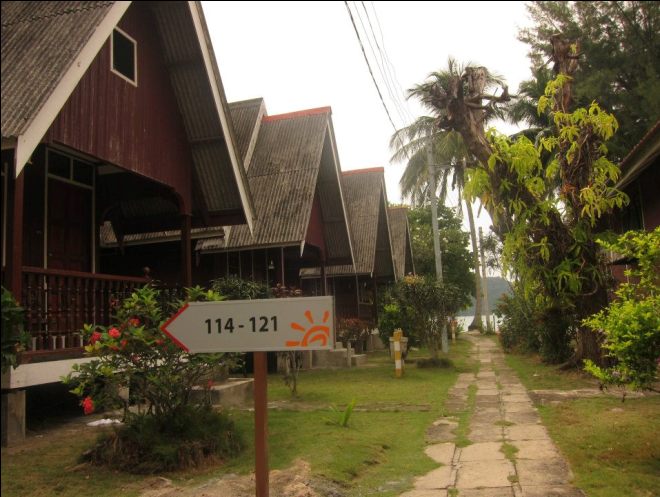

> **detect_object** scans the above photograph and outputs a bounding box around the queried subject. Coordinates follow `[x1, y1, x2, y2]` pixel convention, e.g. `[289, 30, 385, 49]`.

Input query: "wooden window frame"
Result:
[110, 27, 138, 86]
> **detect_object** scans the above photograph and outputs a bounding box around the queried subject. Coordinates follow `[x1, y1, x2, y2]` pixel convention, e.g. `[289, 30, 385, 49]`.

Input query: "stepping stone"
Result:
[426, 420, 458, 443]
[455, 459, 516, 488]
[520, 485, 586, 497]
[413, 466, 453, 489]
[468, 424, 503, 442]
[476, 388, 499, 395]
[505, 411, 541, 425]
[425, 443, 455, 464]
[516, 458, 573, 486]
[502, 402, 536, 413]
[459, 442, 506, 461]
[505, 424, 550, 441]
[502, 394, 531, 402]
[455, 488, 514, 497]
[399, 490, 447, 497]
[515, 439, 562, 460]
[399, 489, 447, 497]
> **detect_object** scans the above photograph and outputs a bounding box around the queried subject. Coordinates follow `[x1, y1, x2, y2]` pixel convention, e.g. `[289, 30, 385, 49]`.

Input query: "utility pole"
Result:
[479, 227, 491, 332]
[427, 142, 449, 353]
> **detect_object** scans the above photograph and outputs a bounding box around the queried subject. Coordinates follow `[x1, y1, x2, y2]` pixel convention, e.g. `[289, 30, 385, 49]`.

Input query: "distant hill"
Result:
[457, 277, 511, 316]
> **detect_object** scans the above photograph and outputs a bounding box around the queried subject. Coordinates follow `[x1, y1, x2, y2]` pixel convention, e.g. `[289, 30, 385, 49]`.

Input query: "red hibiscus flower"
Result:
[90, 331, 102, 345]
[128, 317, 140, 327]
[82, 396, 94, 415]
[108, 327, 121, 339]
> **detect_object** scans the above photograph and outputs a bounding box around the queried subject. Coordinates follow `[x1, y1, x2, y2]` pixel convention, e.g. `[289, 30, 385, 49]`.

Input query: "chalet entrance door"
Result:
[47, 178, 92, 272]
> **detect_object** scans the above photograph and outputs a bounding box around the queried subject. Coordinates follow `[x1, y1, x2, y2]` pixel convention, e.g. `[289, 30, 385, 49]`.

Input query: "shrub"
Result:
[336, 317, 371, 345]
[584, 228, 660, 392]
[496, 287, 542, 354]
[211, 276, 270, 300]
[416, 357, 453, 368]
[83, 405, 242, 473]
[63, 284, 244, 470]
[1, 287, 29, 373]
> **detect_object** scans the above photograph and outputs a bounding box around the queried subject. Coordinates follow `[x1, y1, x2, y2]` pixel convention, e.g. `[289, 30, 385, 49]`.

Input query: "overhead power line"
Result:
[344, 0, 403, 143]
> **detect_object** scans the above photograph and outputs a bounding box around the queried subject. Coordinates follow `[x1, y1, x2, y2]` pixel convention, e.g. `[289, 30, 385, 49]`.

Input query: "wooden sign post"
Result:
[161, 296, 334, 497]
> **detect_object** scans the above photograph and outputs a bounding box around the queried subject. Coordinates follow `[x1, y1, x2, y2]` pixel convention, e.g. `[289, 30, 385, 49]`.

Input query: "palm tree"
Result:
[390, 120, 485, 331]
[391, 57, 514, 330]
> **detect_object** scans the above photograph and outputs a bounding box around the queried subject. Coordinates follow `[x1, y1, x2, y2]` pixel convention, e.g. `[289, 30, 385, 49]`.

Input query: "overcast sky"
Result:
[202, 1, 535, 234]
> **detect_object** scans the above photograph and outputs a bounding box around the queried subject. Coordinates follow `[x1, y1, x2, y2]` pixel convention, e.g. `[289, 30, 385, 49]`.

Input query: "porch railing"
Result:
[21, 266, 150, 355]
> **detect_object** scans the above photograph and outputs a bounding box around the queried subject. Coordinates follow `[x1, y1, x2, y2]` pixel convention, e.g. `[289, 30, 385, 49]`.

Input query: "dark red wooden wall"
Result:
[46, 3, 193, 212]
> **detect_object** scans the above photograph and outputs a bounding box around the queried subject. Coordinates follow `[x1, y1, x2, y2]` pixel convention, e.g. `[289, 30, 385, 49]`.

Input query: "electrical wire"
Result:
[344, 0, 405, 149]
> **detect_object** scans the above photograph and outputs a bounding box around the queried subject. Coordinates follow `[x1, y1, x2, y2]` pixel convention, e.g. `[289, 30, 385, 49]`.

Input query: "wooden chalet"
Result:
[193, 100, 355, 292]
[387, 206, 415, 280]
[1, 1, 254, 445]
[301, 168, 396, 323]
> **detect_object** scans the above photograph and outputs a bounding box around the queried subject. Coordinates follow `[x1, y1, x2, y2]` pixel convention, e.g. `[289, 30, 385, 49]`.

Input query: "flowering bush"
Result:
[336, 317, 371, 345]
[62, 285, 243, 472]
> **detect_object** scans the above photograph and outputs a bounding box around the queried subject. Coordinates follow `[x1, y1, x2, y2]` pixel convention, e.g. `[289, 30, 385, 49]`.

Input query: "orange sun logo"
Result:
[287, 310, 330, 348]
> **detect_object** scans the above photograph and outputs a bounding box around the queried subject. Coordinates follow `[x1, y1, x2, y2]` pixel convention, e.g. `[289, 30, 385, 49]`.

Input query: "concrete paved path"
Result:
[400, 333, 585, 497]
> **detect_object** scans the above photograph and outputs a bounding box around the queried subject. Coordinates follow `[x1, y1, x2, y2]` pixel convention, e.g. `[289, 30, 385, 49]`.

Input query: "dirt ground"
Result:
[137, 459, 339, 497]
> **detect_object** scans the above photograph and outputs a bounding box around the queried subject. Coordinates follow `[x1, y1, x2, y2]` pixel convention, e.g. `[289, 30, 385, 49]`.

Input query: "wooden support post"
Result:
[7, 161, 24, 301]
[181, 214, 192, 287]
[321, 262, 327, 296]
[254, 352, 269, 497]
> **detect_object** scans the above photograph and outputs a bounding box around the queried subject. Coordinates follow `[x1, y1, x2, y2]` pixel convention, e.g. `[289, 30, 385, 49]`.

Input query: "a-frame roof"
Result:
[1, 1, 254, 229]
[196, 102, 354, 265]
[301, 167, 395, 278]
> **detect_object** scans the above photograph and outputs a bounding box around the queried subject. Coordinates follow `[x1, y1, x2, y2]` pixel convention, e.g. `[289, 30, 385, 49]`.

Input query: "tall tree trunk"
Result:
[466, 199, 483, 330]
[428, 149, 449, 353]
[458, 160, 483, 331]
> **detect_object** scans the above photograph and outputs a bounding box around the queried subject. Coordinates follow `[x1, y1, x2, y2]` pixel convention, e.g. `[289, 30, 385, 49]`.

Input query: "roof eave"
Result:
[188, 1, 255, 233]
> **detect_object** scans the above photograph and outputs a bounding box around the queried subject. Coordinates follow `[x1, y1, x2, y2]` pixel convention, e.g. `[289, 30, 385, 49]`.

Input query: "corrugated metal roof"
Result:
[1, 1, 114, 137]
[218, 107, 353, 264]
[228, 98, 265, 168]
[100, 221, 225, 247]
[224, 112, 328, 248]
[388, 207, 414, 279]
[149, 2, 252, 218]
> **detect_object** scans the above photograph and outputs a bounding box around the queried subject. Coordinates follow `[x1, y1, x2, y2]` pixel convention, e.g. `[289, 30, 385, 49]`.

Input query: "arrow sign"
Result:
[160, 296, 334, 353]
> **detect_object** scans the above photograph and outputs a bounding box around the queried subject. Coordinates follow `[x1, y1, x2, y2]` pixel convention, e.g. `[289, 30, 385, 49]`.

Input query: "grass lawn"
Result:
[1, 338, 476, 497]
[505, 350, 660, 497]
[504, 351, 597, 390]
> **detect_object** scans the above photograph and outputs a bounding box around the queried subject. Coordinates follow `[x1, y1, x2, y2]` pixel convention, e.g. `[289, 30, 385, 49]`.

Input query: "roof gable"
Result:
[327, 168, 395, 276]
[198, 105, 353, 265]
[1, 1, 254, 229]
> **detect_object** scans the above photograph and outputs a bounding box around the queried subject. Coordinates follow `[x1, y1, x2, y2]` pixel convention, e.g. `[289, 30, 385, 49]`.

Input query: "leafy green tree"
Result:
[519, 1, 660, 159]
[465, 75, 628, 362]
[584, 228, 660, 393]
[406, 45, 631, 364]
[407, 204, 475, 301]
[395, 275, 469, 359]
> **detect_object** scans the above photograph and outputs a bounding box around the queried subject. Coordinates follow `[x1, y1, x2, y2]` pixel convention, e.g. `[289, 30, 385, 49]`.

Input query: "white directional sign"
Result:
[160, 296, 334, 353]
